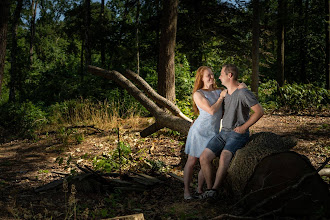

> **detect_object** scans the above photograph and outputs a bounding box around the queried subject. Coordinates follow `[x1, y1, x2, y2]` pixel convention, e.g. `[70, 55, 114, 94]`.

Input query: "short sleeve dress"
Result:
[185, 89, 223, 158]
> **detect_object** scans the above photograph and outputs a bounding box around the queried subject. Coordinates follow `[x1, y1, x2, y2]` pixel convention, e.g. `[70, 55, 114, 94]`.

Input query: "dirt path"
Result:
[0, 114, 329, 219]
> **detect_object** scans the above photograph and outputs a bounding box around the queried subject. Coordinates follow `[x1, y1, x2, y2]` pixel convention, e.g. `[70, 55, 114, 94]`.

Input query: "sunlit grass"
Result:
[46, 98, 145, 132]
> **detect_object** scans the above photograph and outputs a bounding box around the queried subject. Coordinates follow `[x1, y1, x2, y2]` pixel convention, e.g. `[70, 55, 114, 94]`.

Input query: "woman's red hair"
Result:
[192, 66, 217, 115]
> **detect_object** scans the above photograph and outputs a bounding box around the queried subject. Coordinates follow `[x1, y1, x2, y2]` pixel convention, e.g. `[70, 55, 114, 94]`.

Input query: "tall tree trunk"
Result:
[0, 0, 10, 97]
[80, 39, 84, 78]
[251, 0, 260, 97]
[84, 0, 91, 73]
[276, 0, 286, 87]
[100, 0, 105, 67]
[155, 0, 161, 75]
[29, 0, 38, 66]
[9, 0, 24, 102]
[326, 0, 330, 90]
[298, 0, 308, 83]
[157, 0, 178, 104]
[136, 0, 140, 75]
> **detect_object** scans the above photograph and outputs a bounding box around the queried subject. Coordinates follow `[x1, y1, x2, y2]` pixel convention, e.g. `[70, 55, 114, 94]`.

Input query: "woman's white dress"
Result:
[185, 89, 223, 158]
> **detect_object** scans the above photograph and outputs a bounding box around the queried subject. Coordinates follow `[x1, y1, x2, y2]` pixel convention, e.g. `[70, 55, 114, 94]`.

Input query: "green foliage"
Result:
[56, 127, 74, 146]
[277, 83, 329, 113]
[175, 54, 194, 100]
[258, 80, 329, 113]
[0, 101, 47, 138]
[144, 159, 168, 173]
[74, 133, 84, 144]
[176, 97, 195, 119]
[93, 141, 133, 173]
[258, 80, 278, 110]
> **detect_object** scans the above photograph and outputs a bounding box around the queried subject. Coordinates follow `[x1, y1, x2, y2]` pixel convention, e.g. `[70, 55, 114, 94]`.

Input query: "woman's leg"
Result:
[183, 155, 198, 197]
[197, 169, 204, 194]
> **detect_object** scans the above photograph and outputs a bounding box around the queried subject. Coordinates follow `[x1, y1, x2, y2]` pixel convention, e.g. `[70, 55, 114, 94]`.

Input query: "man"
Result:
[199, 64, 264, 199]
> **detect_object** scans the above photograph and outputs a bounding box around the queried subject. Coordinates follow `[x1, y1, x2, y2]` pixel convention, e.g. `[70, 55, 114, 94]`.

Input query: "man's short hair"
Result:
[222, 64, 239, 81]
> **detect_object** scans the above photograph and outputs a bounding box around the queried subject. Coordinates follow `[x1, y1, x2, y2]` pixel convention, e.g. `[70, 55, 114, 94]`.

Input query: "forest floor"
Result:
[0, 113, 329, 219]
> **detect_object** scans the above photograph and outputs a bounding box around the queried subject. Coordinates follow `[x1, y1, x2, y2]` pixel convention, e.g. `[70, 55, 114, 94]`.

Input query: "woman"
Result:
[183, 66, 245, 200]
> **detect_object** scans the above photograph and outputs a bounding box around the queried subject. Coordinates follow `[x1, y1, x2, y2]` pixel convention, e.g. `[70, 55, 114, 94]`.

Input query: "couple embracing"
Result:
[183, 64, 264, 200]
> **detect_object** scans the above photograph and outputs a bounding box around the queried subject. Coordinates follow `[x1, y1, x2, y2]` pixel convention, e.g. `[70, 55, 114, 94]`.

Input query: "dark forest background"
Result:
[0, 0, 329, 138]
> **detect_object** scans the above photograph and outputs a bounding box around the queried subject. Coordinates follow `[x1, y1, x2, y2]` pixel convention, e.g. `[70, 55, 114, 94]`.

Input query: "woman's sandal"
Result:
[184, 194, 193, 200]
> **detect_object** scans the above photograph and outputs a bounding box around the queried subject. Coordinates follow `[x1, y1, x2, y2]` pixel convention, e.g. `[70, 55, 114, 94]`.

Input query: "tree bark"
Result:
[136, 0, 140, 75]
[251, 0, 260, 97]
[225, 132, 295, 196]
[276, 0, 286, 87]
[88, 65, 191, 137]
[9, 0, 24, 102]
[0, 0, 10, 97]
[326, 0, 330, 90]
[29, 0, 38, 66]
[100, 0, 105, 67]
[84, 0, 91, 73]
[298, 0, 308, 83]
[123, 69, 192, 122]
[157, 0, 178, 104]
[224, 133, 330, 218]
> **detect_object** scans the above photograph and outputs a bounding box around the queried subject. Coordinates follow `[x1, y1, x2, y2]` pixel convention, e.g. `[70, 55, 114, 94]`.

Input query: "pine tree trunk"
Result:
[276, 0, 286, 87]
[0, 0, 10, 97]
[136, 0, 140, 75]
[100, 0, 105, 67]
[157, 0, 178, 104]
[326, 0, 330, 90]
[84, 0, 91, 72]
[29, 0, 38, 66]
[251, 0, 260, 97]
[9, 0, 24, 102]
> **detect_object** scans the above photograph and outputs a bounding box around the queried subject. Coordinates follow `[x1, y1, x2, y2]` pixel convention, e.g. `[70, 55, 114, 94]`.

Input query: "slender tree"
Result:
[9, 0, 24, 102]
[326, 0, 330, 90]
[157, 0, 178, 103]
[100, 0, 105, 67]
[251, 0, 260, 97]
[29, 0, 38, 66]
[0, 0, 10, 97]
[276, 0, 286, 87]
[136, 0, 140, 75]
[84, 0, 91, 73]
[297, 0, 308, 83]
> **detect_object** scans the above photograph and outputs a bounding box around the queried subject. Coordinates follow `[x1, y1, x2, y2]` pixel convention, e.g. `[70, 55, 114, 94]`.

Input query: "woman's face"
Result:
[202, 69, 215, 86]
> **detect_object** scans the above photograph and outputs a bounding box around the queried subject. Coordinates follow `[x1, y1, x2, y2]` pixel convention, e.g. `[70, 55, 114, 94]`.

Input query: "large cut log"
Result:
[225, 132, 297, 196]
[223, 132, 330, 218]
[88, 65, 191, 136]
[241, 152, 330, 217]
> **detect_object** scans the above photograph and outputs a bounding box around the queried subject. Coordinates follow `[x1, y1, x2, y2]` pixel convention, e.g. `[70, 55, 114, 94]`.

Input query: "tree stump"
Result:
[224, 132, 330, 218]
[225, 132, 296, 196]
[242, 152, 330, 217]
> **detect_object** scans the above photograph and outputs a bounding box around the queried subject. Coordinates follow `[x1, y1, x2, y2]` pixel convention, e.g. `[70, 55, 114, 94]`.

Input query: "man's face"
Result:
[219, 67, 228, 85]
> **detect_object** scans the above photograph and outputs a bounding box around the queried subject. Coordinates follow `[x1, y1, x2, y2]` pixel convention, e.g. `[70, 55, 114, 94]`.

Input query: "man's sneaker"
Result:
[199, 189, 217, 199]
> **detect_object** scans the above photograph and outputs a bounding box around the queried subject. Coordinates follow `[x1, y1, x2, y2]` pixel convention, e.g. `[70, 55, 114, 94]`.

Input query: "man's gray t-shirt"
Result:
[221, 88, 259, 131]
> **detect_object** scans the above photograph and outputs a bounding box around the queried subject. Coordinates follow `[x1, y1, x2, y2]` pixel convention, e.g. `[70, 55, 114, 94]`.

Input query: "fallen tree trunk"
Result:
[123, 69, 192, 122]
[88, 65, 191, 137]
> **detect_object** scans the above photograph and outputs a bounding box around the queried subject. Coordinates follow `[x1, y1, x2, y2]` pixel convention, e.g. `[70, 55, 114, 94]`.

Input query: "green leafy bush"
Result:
[277, 83, 329, 112]
[0, 101, 47, 138]
[176, 97, 195, 119]
[258, 80, 329, 113]
[175, 54, 194, 100]
[93, 141, 133, 173]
